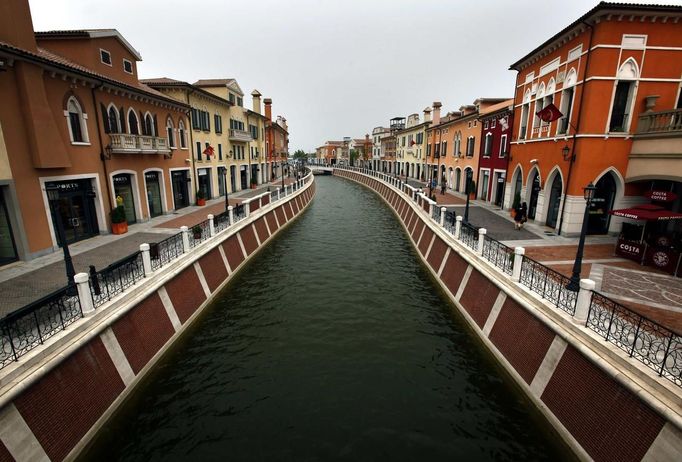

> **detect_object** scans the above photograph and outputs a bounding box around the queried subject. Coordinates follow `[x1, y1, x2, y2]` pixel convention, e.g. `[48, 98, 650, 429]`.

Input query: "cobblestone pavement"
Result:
[0, 232, 172, 316]
[444, 205, 539, 241]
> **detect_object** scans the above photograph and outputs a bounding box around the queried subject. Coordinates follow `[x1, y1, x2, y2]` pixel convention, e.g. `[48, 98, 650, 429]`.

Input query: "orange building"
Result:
[507, 2, 682, 236]
[0, 0, 189, 263]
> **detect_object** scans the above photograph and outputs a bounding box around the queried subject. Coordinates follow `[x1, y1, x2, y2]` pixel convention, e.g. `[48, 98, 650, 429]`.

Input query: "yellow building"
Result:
[395, 109, 431, 181]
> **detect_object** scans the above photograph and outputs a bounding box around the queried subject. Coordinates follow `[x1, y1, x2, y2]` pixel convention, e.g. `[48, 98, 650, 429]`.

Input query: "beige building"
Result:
[395, 109, 431, 180]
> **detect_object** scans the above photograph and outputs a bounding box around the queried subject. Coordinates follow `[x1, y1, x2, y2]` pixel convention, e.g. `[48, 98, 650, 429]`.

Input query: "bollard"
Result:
[477, 228, 487, 254]
[228, 205, 234, 225]
[181, 226, 190, 252]
[440, 207, 446, 227]
[429, 203, 434, 218]
[512, 246, 525, 281]
[245, 202, 250, 217]
[74, 272, 95, 315]
[139, 243, 152, 275]
[455, 216, 462, 240]
[258, 196, 262, 209]
[276, 189, 280, 201]
[574, 279, 596, 325]
[207, 214, 215, 237]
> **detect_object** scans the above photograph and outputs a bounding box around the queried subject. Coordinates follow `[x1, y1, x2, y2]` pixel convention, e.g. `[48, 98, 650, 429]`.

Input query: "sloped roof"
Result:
[35, 29, 142, 60]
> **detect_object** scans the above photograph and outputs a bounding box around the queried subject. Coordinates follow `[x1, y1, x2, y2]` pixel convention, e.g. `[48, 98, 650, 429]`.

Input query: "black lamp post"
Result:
[281, 159, 285, 191]
[222, 168, 229, 212]
[464, 169, 473, 223]
[567, 182, 597, 291]
[46, 185, 76, 285]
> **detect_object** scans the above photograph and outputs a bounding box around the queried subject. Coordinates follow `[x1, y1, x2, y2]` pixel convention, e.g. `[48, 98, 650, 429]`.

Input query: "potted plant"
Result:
[192, 225, 202, 239]
[511, 191, 521, 218]
[196, 189, 206, 206]
[250, 176, 258, 189]
[110, 204, 128, 235]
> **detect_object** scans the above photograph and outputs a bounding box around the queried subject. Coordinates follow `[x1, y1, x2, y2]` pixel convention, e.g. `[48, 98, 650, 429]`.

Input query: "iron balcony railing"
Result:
[90, 251, 145, 308]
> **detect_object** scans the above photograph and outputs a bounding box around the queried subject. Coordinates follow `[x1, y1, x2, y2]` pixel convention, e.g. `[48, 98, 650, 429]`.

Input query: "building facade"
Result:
[506, 2, 682, 236]
[395, 110, 430, 181]
[477, 99, 514, 205]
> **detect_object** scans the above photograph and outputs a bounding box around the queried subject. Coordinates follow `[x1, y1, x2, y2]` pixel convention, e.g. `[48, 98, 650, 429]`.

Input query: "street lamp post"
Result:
[222, 168, 229, 212]
[463, 169, 473, 223]
[567, 182, 597, 291]
[46, 185, 76, 285]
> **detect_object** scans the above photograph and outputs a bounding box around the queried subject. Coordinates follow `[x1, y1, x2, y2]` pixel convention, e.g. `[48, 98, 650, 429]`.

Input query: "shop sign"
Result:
[645, 190, 677, 202]
[198, 169, 207, 176]
[145, 172, 158, 182]
[48, 181, 82, 192]
[615, 238, 644, 262]
[114, 175, 130, 185]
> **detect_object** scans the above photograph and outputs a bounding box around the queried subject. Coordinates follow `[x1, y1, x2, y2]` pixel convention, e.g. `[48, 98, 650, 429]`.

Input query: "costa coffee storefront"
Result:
[612, 185, 682, 277]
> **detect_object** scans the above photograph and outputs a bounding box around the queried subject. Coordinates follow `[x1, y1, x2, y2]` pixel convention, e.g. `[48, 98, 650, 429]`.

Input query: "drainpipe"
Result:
[186, 89, 196, 204]
[557, 20, 594, 236]
[91, 82, 114, 215]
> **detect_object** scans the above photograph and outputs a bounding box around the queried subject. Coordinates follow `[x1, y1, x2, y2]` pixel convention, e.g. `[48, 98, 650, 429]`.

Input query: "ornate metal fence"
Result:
[90, 251, 145, 308]
[444, 211, 457, 235]
[586, 292, 681, 387]
[150, 232, 184, 271]
[214, 210, 231, 233]
[459, 222, 478, 250]
[482, 237, 514, 275]
[519, 257, 577, 315]
[189, 219, 211, 248]
[0, 284, 82, 369]
[233, 204, 246, 222]
[431, 205, 441, 223]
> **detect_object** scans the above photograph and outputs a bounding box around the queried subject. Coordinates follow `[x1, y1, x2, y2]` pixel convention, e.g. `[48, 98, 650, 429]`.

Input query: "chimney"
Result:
[251, 89, 262, 114]
[423, 106, 432, 123]
[432, 102, 442, 125]
[263, 98, 272, 121]
[0, 0, 38, 52]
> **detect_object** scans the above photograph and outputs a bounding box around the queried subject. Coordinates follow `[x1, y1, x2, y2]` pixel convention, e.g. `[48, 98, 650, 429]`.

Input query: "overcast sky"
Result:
[28, 0, 682, 152]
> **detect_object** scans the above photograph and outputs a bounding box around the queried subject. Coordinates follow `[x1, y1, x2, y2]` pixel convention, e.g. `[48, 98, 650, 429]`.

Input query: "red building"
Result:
[476, 99, 513, 206]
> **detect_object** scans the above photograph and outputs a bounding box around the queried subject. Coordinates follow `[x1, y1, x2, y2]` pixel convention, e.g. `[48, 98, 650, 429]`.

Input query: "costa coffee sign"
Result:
[615, 239, 644, 262]
[645, 190, 677, 202]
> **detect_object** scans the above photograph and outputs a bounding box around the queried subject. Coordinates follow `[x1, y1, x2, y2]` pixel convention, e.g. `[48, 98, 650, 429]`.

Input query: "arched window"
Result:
[609, 59, 639, 132]
[66, 97, 88, 143]
[166, 118, 176, 148]
[128, 109, 139, 135]
[143, 113, 154, 137]
[178, 120, 187, 148]
[108, 106, 120, 134]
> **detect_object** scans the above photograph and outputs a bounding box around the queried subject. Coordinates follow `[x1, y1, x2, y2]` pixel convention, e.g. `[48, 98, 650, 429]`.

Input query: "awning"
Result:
[609, 204, 682, 221]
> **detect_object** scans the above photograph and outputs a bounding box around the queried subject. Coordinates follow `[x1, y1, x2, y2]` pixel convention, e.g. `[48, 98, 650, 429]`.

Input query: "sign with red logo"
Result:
[645, 190, 677, 202]
[615, 238, 644, 262]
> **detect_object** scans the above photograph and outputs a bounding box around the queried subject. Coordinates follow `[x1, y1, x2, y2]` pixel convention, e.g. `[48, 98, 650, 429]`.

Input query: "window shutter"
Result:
[197, 141, 202, 160]
[100, 104, 110, 133]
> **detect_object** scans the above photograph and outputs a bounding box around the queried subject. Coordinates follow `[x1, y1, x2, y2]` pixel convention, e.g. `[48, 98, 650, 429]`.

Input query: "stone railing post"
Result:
[477, 228, 487, 254]
[276, 189, 281, 201]
[258, 196, 263, 209]
[181, 226, 190, 252]
[429, 202, 434, 218]
[574, 279, 596, 325]
[139, 243, 152, 275]
[245, 202, 251, 217]
[512, 246, 525, 281]
[455, 216, 462, 240]
[75, 272, 95, 315]
[440, 207, 446, 227]
[228, 205, 234, 225]
[208, 214, 215, 237]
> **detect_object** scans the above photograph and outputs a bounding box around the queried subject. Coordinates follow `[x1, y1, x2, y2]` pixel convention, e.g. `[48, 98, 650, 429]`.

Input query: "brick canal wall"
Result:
[0, 179, 316, 462]
[334, 168, 681, 462]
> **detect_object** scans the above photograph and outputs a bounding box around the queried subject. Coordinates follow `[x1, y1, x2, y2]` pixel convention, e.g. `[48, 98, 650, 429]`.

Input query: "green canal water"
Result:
[81, 176, 572, 461]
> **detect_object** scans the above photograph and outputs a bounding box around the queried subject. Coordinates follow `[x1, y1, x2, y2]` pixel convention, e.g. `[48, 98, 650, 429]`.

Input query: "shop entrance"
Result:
[198, 168, 212, 200]
[0, 188, 18, 265]
[588, 173, 617, 235]
[218, 167, 226, 197]
[46, 179, 98, 246]
[240, 166, 248, 190]
[113, 174, 137, 224]
[528, 172, 540, 220]
[145, 171, 163, 218]
[230, 166, 237, 193]
[171, 170, 190, 210]
[546, 175, 563, 228]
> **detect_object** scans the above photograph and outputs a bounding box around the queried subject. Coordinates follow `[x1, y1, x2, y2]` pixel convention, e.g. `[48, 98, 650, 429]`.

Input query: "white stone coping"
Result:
[0, 175, 316, 408]
[335, 166, 682, 430]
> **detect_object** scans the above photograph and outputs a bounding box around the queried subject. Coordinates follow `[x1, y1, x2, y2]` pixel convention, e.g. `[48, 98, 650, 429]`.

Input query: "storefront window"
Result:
[145, 171, 163, 218]
[113, 174, 137, 224]
[0, 189, 18, 265]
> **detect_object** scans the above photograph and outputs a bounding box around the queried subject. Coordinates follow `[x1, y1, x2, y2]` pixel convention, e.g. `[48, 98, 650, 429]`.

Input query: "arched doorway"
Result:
[528, 170, 541, 220]
[455, 168, 462, 192]
[588, 173, 617, 234]
[546, 174, 563, 228]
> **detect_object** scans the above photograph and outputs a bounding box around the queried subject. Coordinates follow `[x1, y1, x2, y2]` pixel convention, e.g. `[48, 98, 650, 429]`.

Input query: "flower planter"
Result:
[197, 198, 206, 206]
[250, 183, 257, 189]
[111, 221, 128, 235]
[193, 232, 202, 240]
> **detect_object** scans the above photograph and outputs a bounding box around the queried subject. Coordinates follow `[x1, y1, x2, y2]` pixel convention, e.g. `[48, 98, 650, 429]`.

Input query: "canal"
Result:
[82, 176, 571, 461]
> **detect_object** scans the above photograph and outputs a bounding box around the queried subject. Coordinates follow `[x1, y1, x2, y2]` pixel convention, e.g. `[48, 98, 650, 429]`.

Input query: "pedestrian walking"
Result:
[514, 202, 528, 230]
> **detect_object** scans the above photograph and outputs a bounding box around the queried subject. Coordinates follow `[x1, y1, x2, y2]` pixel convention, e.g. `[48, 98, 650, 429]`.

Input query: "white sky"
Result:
[28, 0, 682, 152]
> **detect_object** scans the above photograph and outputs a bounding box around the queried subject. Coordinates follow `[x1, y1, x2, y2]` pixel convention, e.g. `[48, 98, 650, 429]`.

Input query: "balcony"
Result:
[627, 109, 682, 182]
[229, 129, 253, 142]
[635, 109, 682, 138]
[109, 134, 171, 155]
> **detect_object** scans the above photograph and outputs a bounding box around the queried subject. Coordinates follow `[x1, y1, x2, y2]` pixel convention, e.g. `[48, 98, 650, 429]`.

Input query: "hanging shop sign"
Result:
[645, 190, 677, 202]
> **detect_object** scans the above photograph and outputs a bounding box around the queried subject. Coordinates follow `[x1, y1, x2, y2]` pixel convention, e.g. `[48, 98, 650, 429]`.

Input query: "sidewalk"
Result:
[0, 176, 295, 316]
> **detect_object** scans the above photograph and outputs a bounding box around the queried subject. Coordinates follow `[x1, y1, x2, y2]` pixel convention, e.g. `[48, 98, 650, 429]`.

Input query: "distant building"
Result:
[477, 99, 514, 205]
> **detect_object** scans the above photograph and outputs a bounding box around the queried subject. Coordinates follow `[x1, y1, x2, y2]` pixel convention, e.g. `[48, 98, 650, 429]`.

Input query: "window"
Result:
[499, 135, 507, 157]
[215, 114, 222, 134]
[491, 119, 496, 128]
[179, 120, 187, 148]
[427, 144, 431, 157]
[100, 49, 112, 66]
[558, 87, 574, 135]
[128, 110, 139, 135]
[218, 143, 222, 160]
[229, 93, 236, 104]
[166, 118, 175, 148]
[196, 141, 202, 161]
[143, 113, 154, 136]
[237, 96, 243, 107]
[519, 104, 529, 139]
[65, 97, 88, 143]
[123, 59, 133, 74]
[441, 140, 447, 157]
[468, 121, 472, 128]
[483, 121, 489, 130]
[483, 133, 492, 157]
[466, 136, 475, 157]
[250, 124, 258, 140]
[609, 81, 635, 132]
[201, 111, 210, 131]
[107, 106, 120, 133]
[230, 119, 244, 131]
[191, 108, 200, 130]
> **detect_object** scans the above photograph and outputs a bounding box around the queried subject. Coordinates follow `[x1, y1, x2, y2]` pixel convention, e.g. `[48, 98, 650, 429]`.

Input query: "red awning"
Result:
[609, 205, 682, 221]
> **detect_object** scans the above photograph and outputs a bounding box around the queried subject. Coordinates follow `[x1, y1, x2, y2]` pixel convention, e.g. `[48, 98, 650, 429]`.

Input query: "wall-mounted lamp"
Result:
[562, 145, 572, 162]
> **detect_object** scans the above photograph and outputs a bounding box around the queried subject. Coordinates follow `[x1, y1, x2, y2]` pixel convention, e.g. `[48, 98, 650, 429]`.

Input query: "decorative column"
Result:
[574, 279, 596, 325]
[139, 243, 152, 275]
[512, 247, 525, 281]
[181, 226, 190, 252]
[245, 202, 251, 217]
[208, 214, 215, 237]
[74, 272, 95, 315]
[477, 228, 487, 254]
[440, 207, 446, 227]
[455, 216, 462, 240]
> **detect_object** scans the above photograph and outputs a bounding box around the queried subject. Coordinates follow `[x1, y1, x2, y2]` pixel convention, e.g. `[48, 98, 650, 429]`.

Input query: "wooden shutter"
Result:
[100, 103, 110, 133]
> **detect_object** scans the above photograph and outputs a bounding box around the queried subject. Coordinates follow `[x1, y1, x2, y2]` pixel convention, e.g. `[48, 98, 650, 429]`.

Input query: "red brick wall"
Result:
[164, 266, 205, 323]
[198, 248, 228, 293]
[0, 440, 15, 462]
[266, 211, 279, 233]
[459, 269, 500, 328]
[418, 228, 433, 256]
[222, 235, 244, 271]
[255, 217, 270, 243]
[542, 346, 665, 462]
[411, 220, 424, 242]
[440, 251, 468, 296]
[240, 227, 258, 256]
[276, 204, 287, 224]
[14, 338, 125, 461]
[426, 237, 447, 273]
[488, 297, 555, 383]
[111, 292, 175, 374]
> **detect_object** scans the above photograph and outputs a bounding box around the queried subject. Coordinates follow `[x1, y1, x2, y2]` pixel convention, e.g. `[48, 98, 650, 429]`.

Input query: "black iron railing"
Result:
[214, 210, 231, 233]
[234, 203, 246, 222]
[460, 222, 478, 250]
[586, 292, 681, 387]
[189, 219, 211, 248]
[431, 205, 441, 223]
[150, 232, 184, 271]
[519, 257, 577, 315]
[90, 251, 145, 308]
[0, 284, 82, 369]
[444, 211, 457, 235]
[482, 237, 514, 275]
